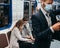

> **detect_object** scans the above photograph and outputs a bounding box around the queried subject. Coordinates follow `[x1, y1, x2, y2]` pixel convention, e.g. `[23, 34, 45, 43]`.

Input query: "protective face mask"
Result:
[44, 4, 52, 12]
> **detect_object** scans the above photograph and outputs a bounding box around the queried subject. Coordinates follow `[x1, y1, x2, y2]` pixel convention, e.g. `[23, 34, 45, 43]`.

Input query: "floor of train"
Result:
[50, 40, 60, 48]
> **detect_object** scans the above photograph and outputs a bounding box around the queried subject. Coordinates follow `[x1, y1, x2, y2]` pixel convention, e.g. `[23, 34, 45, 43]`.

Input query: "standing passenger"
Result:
[31, 0, 60, 48]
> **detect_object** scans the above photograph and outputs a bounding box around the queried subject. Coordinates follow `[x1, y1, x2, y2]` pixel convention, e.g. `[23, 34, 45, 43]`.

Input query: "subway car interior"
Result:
[0, 0, 60, 48]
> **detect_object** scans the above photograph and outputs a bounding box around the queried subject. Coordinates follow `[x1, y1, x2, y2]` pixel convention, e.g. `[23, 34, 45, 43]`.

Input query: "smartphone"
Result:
[56, 15, 60, 21]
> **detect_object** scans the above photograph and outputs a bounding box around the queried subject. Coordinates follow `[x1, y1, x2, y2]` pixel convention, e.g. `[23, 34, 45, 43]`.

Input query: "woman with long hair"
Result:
[9, 17, 35, 48]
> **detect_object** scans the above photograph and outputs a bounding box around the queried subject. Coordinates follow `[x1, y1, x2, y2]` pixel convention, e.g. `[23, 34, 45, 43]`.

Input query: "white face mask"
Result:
[44, 4, 52, 12]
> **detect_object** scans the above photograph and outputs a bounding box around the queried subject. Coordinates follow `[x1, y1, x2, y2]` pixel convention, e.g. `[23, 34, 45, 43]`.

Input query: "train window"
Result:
[0, 0, 12, 30]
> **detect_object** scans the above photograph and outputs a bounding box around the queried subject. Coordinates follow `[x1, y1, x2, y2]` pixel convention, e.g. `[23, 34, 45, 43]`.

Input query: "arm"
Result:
[31, 15, 53, 40]
[14, 27, 31, 42]
[25, 23, 33, 36]
[25, 23, 35, 40]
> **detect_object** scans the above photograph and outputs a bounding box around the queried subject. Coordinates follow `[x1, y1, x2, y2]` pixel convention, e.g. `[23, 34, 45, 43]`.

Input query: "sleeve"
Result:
[31, 15, 53, 40]
[50, 27, 54, 33]
[14, 27, 31, 42]
[25, 23, 33, 36]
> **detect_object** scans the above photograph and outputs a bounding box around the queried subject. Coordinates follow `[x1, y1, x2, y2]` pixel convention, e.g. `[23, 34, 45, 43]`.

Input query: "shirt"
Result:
[40, 6, 54, 33]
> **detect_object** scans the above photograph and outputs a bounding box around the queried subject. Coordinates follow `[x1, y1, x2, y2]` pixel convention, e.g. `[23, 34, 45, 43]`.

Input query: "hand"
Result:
[25, 35, 31, 39]
[30, 36, 35, 41]
[27, 39, 34, 43]
[26, 36, 35, 40]
[31, 38, 35, 43]
[51, 22, 60, 31]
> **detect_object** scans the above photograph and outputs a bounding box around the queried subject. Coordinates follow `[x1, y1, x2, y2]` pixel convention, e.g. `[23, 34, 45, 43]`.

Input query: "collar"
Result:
[40, 6, 49, 16]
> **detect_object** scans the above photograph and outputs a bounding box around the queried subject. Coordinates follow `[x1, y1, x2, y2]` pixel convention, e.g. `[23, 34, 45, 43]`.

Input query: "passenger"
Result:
[9, 16, 35, 48]
[31, 0, 60, 48]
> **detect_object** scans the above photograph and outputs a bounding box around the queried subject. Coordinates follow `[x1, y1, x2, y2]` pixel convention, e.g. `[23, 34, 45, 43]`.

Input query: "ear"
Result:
[41, 1, 46, 8]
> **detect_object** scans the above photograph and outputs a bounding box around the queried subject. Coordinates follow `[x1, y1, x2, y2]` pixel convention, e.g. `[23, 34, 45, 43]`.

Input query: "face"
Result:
[41, 0, 53, 12]
[41, 0, 53, 7]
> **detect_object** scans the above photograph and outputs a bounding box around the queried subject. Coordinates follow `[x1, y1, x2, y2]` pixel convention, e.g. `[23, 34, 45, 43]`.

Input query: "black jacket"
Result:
[31, 9, 60, 48]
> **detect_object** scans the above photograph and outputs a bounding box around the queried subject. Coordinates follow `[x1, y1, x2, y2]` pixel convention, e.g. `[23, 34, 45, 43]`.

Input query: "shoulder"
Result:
[25, 23, 30, 29]
[12, 27, 19, 32]
[14, 27, 19, 30]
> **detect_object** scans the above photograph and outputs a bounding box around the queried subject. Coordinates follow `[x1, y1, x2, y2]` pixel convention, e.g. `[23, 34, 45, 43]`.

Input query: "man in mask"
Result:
[31, 0, 60, 48]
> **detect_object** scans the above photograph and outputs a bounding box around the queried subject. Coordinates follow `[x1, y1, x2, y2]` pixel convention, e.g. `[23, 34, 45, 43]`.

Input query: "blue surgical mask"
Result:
[44, 4, 52, 12]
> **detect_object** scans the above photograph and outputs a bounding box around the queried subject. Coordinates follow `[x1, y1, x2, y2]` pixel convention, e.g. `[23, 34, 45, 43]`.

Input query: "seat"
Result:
[0, 34, 8, 48]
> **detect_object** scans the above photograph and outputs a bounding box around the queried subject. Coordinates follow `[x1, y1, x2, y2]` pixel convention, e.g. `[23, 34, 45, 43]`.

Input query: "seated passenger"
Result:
[9, 17, 35, 48]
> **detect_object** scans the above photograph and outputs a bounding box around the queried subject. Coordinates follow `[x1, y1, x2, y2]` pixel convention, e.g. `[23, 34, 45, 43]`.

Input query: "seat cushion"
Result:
[0, 34, 8, 48]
